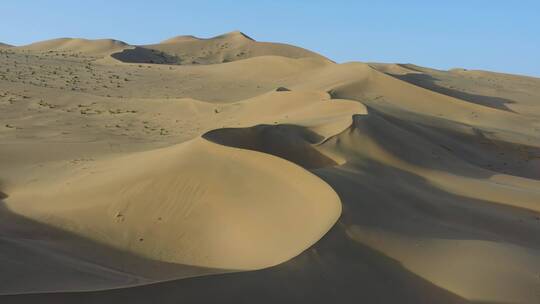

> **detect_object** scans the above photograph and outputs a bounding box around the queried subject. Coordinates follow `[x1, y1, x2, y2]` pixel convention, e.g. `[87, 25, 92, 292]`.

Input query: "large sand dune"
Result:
[111, 31, 330, 65]
[1, 32, 539, 303]
[17, 38, 130, 57]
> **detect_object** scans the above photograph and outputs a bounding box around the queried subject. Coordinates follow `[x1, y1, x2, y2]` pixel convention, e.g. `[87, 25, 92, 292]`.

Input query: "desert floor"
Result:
[1, 32, 540, 303]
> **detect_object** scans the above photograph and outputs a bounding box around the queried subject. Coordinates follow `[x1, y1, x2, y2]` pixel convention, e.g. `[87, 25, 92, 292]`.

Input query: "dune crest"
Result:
[159, 35, 199, 43]
[213, 30, 255, 41]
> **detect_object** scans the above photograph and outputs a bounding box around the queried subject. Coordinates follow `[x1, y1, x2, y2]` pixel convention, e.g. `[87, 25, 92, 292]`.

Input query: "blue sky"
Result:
[2, 1, 539, 76]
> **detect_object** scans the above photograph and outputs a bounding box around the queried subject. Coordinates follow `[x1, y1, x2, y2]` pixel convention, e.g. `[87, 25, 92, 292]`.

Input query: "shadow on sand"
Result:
[385, 68, 515, 112]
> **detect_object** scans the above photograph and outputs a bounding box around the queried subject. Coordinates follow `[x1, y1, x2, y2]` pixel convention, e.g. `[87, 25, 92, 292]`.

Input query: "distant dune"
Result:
[111, 31, 331, 65]
[17, 38, 129, 56]
[1, 32, 540, 304]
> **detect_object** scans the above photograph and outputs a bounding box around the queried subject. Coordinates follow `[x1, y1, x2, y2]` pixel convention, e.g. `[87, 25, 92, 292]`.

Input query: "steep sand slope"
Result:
[1, 35, 540, 304]
[111, 31, 331, 65]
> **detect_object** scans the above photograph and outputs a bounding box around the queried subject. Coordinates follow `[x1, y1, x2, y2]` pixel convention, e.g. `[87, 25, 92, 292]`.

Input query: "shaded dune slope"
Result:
[203, 124, 337, 169]
[371, 63, 540, 116]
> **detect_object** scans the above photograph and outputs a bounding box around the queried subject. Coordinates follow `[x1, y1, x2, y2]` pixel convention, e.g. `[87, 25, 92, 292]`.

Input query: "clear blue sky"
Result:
[2, 0, 539, 77]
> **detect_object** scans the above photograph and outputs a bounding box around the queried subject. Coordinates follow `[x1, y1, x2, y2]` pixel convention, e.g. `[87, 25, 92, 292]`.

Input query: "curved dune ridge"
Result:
[7, 137, 342, 271]
[1, 32, 540, 303]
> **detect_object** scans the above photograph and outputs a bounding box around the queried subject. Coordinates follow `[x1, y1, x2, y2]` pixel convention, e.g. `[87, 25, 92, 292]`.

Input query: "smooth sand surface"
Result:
[1, 33, 540, 303]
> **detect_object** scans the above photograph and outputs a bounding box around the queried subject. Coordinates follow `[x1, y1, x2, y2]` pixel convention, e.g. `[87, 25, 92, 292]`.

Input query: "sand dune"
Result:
[17, 38, 129, 56]
[6, 136, 341, 272]
[372, 63, 540, 116]
[111, 31, 331, 65]
[1, 32, 540, 303]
